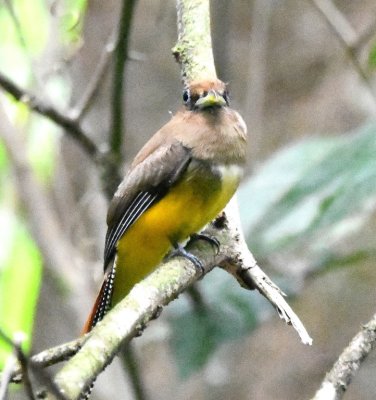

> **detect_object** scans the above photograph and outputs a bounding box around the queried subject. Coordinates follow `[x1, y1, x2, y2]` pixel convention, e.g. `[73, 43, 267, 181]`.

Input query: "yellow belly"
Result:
[112, 164, 242, 304]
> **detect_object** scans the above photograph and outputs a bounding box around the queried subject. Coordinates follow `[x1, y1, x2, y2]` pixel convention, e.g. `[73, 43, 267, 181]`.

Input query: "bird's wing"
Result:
[103, 140, 192, 268]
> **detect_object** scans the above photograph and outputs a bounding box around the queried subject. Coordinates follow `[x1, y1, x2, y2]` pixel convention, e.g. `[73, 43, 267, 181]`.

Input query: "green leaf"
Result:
[238, 136, 339, 234]
[239, 122, 376, 260]
[0, 212, 42, 369]
[169, 270, 257, 378]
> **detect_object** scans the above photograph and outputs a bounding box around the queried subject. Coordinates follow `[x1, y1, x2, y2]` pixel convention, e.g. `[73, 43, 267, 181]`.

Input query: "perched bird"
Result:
[82, 78, 247, 333]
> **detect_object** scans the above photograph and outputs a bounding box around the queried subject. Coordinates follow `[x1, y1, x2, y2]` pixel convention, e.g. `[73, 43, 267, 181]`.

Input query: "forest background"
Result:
[0, 1, 376, 399]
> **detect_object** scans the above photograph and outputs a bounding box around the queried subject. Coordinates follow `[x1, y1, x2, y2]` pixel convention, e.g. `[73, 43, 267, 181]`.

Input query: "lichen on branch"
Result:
[172, 0, 217, 85]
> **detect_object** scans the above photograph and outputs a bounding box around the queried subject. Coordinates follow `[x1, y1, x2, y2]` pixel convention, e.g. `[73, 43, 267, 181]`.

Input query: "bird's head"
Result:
[183, 79, 229, 111]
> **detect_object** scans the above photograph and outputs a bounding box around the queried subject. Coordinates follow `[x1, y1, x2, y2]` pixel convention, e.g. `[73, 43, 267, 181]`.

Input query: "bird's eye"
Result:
[183, 89, 190, 104]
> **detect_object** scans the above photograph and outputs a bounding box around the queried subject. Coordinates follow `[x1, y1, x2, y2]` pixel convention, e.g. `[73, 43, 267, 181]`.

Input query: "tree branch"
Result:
[172, 0, 217, 85]
[119, 346, 148, 400]
[3, 196, 312, 391]
[312, 312, 376, 400]
[0, 329, 35, 400]
[3, 338, 85, 385]
[0, 71, 100, 159]
[0, 330, 19, 400]
[215, 198, 312, 345]
[110, 0, 137, 164]
[0, 353, 16, 400]
[70, 34, 116, 121]
[47, 253, 218, 399]
[30, 196, 310, 399]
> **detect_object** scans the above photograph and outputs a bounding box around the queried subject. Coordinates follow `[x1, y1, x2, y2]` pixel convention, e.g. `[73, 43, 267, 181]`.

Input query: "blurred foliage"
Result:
[0, 213, 42, 369]
[239, 122, 376, 272]
[169, 269, 258, 378]
[0, 142, 7, 172]
[369, 42, 376, 68]
[60, 0, 87, 45]
[0, 0, 48, 82]
[27, 117, 58, 182]
[0, 116, 43, 369]
[0, 0, 87, 370]
[0, 0, 376, 388]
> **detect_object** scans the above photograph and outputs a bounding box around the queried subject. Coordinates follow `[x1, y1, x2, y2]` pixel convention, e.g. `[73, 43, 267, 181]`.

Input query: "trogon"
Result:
[82, 78, 247, 333]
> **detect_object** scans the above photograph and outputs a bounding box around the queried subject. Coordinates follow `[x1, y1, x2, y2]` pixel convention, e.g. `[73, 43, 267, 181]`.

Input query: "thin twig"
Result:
[312, 312, 376, 400]
[0, 353, 16, 400]
[2, 0, 44, 89]
[0, 329, 17, 400]
[0, 329, 35, 400]
[120, 346, 148, 400]
[70, 28, 147, 122]
[13, 337, 36, 400]
[3, 0, 29, 54]
[13, 341, 67, 400]
[31, 339, 85, 371]
[4, 338, 85, 384]
[110, 0, 137, 163]
[213, 198, 312, 345]
[2, 337, 81, 400]
[70, 32, 117, 121]
[0, 71, 100, 159]
[0, 328, 14, 349]
[186, 284, 207, 314]
[311, 0, 357, 46]
[309, 0, 376, 108]
[3, 0, 51, 100]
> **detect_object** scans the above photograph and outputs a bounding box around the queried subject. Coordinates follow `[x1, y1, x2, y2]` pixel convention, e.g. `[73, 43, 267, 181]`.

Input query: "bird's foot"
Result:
[188, 233, 220, 255]
[168, 243, 204, 274]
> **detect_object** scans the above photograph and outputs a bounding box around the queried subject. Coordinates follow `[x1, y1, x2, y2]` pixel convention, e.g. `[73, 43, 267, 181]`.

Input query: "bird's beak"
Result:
[195, 90, 226, 109]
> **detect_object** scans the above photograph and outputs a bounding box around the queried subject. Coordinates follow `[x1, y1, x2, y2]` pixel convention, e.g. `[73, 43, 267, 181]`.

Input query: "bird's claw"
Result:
[168, 243, 204, 274]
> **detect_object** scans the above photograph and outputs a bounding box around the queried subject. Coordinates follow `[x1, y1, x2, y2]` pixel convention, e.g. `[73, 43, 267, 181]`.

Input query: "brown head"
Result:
[183, 79, 229, 111]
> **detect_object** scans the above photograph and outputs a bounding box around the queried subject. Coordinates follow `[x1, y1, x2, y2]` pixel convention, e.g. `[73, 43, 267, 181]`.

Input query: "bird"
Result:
[82, 78, 247, 334]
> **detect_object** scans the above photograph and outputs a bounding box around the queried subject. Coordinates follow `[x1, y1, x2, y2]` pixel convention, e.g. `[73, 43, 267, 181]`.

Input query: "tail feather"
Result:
[79, 261, 116, 399]
[81, 261, 116, 335]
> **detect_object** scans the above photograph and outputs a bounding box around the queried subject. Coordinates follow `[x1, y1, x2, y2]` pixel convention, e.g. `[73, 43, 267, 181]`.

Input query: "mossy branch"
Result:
[172, 0, 217, 86]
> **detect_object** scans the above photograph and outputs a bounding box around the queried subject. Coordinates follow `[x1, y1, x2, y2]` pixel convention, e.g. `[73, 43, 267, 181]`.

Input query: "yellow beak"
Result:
[195, 90, 226, 109]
